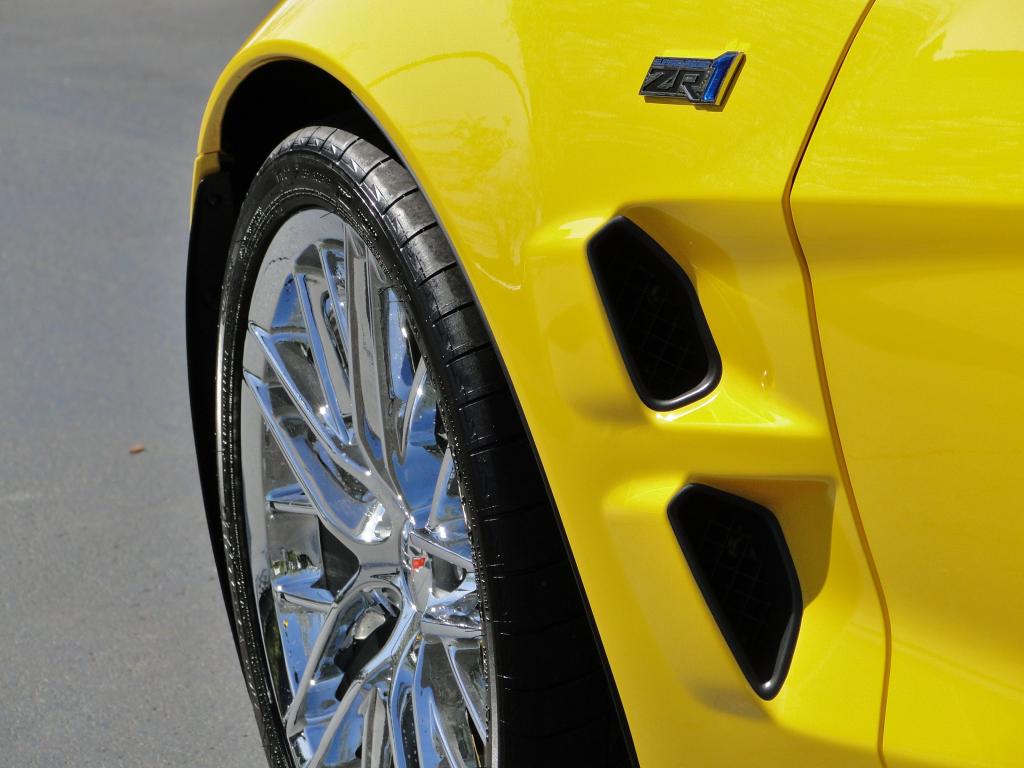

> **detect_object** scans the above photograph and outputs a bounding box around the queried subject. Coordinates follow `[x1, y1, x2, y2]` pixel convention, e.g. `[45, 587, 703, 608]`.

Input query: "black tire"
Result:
[216, 126, 630, 767]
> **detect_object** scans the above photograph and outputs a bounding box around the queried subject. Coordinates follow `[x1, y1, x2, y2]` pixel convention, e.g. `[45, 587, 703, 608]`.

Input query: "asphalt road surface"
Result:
[0, 1, 275, 765]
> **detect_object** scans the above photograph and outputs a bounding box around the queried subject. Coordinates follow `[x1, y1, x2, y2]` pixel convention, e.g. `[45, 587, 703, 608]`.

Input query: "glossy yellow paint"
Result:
[792, 1, 1024, 765]
[194, 1, 890, 763]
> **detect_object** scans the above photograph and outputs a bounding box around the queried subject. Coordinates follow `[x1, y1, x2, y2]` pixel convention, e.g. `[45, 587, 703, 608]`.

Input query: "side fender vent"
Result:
[668, 484, 802, 699]
[588, 217, 721, 410]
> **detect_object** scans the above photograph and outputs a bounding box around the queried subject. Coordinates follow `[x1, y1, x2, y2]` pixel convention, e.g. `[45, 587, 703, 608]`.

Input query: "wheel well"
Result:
[219, 60, 399, 204]
[186, 60, 398, 643]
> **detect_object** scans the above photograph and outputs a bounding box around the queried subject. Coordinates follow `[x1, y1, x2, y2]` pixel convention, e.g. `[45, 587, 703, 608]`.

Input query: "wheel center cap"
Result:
[402, 525, 433, 612]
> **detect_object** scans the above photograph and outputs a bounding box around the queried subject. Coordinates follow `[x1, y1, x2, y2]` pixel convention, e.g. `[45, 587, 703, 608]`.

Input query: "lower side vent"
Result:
[588, 217, 721, 410]
[668, 484, 801, 699]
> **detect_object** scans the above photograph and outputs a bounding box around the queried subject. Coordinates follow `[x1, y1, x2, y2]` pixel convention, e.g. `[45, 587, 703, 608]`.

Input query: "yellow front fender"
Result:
[194, 2, 888, 764]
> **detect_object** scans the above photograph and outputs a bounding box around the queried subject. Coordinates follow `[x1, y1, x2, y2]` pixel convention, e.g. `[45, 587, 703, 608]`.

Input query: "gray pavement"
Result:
[0, 1, 275, 765]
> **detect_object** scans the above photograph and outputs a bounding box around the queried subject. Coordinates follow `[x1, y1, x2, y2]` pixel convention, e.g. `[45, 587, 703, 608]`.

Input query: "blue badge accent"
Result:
[640, 51, 744, 105]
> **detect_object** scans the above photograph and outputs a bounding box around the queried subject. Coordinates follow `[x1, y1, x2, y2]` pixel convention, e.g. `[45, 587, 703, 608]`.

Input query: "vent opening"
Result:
[668, 484, 802, 699]
[588, 217, 720, 410]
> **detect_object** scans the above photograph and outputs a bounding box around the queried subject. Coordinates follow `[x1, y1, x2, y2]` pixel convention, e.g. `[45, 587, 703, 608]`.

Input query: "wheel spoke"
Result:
[411, 639, 447, 768]
[429, 451, 462, 531]
[399, 359, 433, 464]
[307, 682, 369, 768]
[294, 266, 351, 443]
[442, 637, 488, 740]
[387, 634, 418, 768]
[284, 569, 393, 738]
[413, 641, 479, 768]
[248, 316, 407, 514]
[391, 358, 447, 520]
[309, 606, 418, 768]
[243, 370, 389, 559]
[346, 228, 400, 488]
[247, 325, 359, 480]
[410, 449, 473, 569]
[385, 287, 418, 407]
[315, 239, 357, 413]
[249, 323, 339, 449]
[360, 686, 390, 768]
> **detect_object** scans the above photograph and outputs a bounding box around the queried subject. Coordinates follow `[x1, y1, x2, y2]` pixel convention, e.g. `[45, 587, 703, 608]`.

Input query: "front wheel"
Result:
[216, 126, 629, 767]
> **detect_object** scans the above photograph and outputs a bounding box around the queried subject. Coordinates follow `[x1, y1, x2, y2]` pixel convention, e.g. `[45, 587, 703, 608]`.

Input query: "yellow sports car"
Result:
[185, 1, 1024, 765]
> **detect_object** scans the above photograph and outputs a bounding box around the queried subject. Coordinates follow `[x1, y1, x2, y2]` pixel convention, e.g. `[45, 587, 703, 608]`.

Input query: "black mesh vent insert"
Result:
[668, 484, 802, 699]
[588, 217, 720, 410]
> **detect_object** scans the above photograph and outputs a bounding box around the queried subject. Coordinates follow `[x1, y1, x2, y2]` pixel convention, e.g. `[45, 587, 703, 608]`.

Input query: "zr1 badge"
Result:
[640, 52, 744, 105]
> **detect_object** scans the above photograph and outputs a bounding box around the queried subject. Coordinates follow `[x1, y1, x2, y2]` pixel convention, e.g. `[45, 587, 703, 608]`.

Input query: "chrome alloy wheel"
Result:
[239, 210, 488, 768]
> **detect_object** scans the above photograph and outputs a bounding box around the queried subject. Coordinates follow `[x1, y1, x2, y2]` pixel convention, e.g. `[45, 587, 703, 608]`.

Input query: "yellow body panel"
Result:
[792, 1, 1024, 765]
[194, 1, 895, 764]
